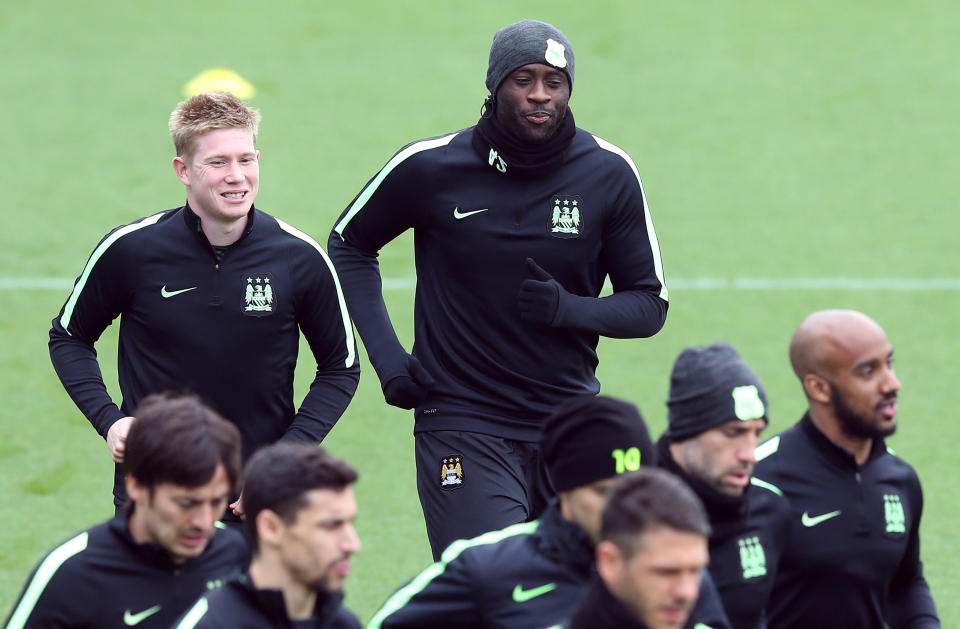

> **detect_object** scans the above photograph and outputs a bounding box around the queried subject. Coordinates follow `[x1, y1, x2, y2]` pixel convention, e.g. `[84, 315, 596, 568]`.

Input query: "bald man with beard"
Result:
[754, 310, 939, 628]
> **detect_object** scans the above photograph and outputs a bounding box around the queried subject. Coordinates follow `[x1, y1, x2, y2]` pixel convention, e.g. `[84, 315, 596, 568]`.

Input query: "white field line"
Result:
[6, 277, 960, 292]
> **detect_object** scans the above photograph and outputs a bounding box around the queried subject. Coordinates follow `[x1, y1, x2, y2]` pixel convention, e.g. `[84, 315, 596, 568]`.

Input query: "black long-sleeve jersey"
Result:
[174, 571, 360, 628]
[367, 501, 731, 629]
[658, 437, 792, 629]
[562, 576, 654, 629]
[754, 413, 939, 628]
[3, 512, 247, 629]
[49, 205, 359, 501]
[329, 127, 667, 441]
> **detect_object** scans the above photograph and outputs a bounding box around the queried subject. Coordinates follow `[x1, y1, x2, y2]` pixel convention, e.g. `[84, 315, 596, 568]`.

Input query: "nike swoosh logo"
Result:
[160, 285, 198, 298]
[801, 510, 842, 527]
[512, 582, 556, 602]
[453, 207, 490, 219]
[124, 605, 161, 625]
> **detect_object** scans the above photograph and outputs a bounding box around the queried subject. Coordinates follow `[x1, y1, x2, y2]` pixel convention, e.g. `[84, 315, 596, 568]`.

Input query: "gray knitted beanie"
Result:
[666, 342, 769, 442]
[485, 19, 575, 95]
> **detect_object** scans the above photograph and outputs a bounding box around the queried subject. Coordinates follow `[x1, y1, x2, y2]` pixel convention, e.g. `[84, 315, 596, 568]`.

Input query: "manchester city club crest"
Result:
[549, 195, 583, 239]
[242, 273, 275, 317]
[883, 493, 906, 535]
[440, 455, 465, 491]
[738, 535, 767, 580]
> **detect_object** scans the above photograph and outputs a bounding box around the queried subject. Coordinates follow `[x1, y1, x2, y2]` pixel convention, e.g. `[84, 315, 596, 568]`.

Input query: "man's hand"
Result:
[518, 258, 566, 326]
[230, 493, 244, 518]
[106, 416, 135, 463]
[382, 354, 435, 410]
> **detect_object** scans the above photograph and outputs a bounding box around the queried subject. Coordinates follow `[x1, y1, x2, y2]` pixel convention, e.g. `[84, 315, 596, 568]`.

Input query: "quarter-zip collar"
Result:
[568, 576, 652, 629]
[181, 203, 257, 249]
[232, 571, 345, 627]
[800, 412, 887, 472]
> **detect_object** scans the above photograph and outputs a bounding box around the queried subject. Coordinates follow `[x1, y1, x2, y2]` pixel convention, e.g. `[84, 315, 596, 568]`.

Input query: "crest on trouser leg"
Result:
[440, 455, 465, 490]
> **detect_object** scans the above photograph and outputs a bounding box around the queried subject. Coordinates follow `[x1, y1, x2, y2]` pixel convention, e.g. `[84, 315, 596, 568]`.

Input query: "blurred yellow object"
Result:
[183, 68, 256, 99]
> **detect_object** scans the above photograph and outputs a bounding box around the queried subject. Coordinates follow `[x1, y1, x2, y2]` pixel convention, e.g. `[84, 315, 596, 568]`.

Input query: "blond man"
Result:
[49, 92, 359, 521]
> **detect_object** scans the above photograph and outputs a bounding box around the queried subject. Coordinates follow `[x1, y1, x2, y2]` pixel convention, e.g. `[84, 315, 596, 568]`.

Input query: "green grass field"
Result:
[2, 0, 957, 623]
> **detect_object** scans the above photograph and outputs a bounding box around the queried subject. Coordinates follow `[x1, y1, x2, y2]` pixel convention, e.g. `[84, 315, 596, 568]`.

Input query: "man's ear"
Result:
[803, 373, 831, 404]
[256, 509, 285, 548]
[595, 540, 624, 585]
[126, 475, 146, 505]
[173, 156, 190, 186]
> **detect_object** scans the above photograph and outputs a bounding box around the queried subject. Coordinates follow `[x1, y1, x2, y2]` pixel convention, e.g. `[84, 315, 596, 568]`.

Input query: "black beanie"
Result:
[666, 342, 769, 442]
[485, 19, 575, 96]
[540, 395, 655, 492]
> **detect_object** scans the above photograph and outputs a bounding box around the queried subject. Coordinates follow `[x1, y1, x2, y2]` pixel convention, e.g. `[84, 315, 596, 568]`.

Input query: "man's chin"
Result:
[312, 577, 345, 595]
[876, 419, 897, 438]
[506, 119, 561, 144]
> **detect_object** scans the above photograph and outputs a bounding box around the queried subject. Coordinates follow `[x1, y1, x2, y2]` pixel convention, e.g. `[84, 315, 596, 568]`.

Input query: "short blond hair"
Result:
[168, 91, 261, 158]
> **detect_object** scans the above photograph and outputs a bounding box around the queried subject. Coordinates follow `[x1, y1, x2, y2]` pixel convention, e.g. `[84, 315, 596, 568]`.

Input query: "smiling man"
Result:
[3, 394, 247, 629]
[754, 310, 940, 628]
[49, 91, 359, 520]
[329, 19, 668, 560]
[175, 443, 362, 628]
[656, 342, 791, 628]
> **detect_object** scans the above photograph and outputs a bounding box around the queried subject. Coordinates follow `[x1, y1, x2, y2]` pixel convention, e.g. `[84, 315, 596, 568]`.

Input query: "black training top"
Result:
[174, 571, 361, 629]
[754, 413, 940, 628]
[563, 576, 653, 629]
[330, 126, 667, 440]
[49, 206, 359, 502]
[3, 511, 247, 629]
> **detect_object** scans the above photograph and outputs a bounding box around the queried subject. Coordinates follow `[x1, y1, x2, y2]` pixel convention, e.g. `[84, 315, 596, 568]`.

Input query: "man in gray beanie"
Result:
[330, 17, 668, 561]
[657, 341, 791, 629]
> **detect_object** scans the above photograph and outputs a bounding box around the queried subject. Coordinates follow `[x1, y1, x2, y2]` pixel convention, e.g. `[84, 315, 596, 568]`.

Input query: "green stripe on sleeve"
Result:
[366, 520, 539, 629]
[754, 435, 780, 462]
[750, 476, 783, 497]
[59, 212, 166, 333]
[591, 135, 668, 302]
[173, 597, 209, 629]
[275, 218, 357, 368]
[5, 532, 89, 629]
[333, 133, 459, 239]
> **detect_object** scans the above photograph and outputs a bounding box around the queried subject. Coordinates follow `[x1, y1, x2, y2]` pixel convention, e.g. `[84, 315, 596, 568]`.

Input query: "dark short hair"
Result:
[601, 468, 710, 557]
[125, 393, 242, 494]
[242, 443, 358, 552]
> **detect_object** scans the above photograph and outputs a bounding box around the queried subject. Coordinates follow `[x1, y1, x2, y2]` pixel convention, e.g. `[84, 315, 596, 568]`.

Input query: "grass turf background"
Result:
[1, 0, 957, 622]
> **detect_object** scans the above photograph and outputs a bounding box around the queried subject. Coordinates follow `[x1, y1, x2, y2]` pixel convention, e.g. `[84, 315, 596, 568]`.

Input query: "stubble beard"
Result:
[499, 106, 567, 145]
[830, 382, 896, 440]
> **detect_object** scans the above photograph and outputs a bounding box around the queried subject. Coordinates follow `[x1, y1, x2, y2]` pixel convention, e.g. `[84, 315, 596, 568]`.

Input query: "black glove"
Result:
[518, 257, 567, 326]
[382, 354, 435, 410]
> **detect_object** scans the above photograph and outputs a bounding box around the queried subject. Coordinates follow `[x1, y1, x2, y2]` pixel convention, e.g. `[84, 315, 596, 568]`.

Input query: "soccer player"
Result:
[175, 443, 361, 628]
[49, 91, 359, 519]
[329, 18, 667, 560]
[562, 468, 711, 629]
[367, 395, 730, 629]
[754, 310, 940, 628]
[3, 394, 246, 629]
[657, 342, 791, 628]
